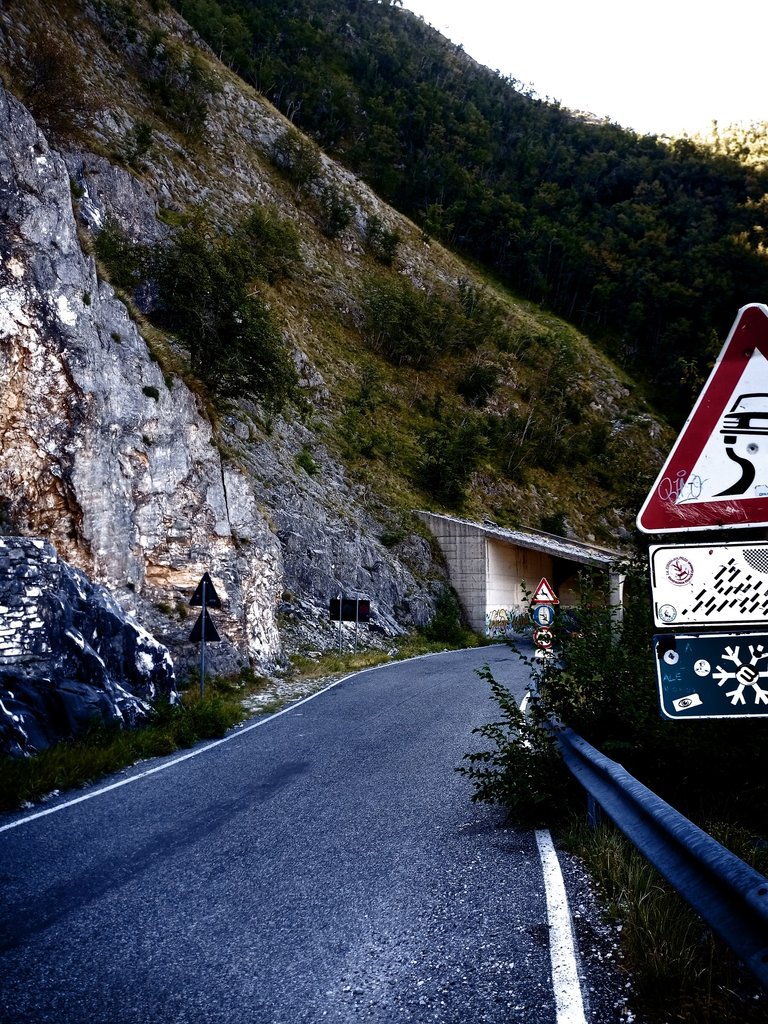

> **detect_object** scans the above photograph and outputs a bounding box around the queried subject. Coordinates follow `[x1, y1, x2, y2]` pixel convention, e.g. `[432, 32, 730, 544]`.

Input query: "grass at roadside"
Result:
[564, 816, 768, 1024]
[289, 630, 484, 679]
[0, 631, 485, 813]
[0, 673, 268, 813]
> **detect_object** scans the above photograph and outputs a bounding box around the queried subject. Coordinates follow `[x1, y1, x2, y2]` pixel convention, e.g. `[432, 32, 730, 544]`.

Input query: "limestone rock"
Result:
[0, 84, 284, 676]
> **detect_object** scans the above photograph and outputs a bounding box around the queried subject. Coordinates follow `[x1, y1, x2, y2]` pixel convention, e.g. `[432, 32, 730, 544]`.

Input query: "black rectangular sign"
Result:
[329, 598, 370, 623]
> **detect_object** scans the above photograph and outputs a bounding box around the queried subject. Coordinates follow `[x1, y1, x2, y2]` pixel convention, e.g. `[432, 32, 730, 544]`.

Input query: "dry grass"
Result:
[565, 817, 768, 1023]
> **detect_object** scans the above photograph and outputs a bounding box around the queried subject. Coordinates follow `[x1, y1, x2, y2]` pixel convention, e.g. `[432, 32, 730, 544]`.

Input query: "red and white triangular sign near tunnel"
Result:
[532, 577, 559, 604]
[638, 303, 768, 533]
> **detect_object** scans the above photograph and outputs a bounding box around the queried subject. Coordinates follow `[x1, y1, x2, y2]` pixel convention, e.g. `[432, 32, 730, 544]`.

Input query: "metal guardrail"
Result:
[557, 727, 768, 988]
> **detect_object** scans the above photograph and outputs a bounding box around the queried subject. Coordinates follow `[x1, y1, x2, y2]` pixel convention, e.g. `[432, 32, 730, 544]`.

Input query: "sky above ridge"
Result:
[400, 0, 767, 137]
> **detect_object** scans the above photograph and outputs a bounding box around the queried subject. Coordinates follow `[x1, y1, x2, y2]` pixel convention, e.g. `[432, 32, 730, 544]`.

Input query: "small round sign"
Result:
[534, 627, 554, 649]
[658, 604, 677, 623]
[532, 604, 554, 627]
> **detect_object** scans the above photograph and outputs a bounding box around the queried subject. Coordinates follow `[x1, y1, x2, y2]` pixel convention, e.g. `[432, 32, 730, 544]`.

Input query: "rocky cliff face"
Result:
[0, 537, 176, 756]
[0, 85, 284, 675]
[0, 74, 447, 684]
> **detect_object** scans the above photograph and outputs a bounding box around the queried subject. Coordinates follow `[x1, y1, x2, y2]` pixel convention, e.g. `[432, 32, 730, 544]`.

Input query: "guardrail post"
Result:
[586, 792, 602, 829]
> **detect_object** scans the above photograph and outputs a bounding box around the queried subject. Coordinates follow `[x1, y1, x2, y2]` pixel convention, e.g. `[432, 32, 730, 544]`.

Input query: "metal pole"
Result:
[200, 579, 206, 698]
[355, 598, 359, 653]
[338, 590, 343, 653]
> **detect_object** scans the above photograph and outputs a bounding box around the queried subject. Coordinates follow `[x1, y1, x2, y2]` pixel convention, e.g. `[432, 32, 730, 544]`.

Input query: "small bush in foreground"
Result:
[456, 663, 573, 827]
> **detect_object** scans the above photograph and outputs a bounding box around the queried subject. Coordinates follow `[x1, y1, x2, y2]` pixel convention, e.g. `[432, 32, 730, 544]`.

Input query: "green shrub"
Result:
[363, 277, 445, 367]
[363, 276, 516, 368]
[457, 363, 499, 407]
[457, 663, 573, 826]
[124, 120, 153, 164]
[95, 212, 299, 410]
[317, 182, 354, 237]
[379, 528, 406, 548]
[271, 127, 322, 189]
[424, 588, 467, 645]
[540, 511, 567, 536]
[418, 418, 485, 507]
[93, 219, 149, 290]
[365, 214, 401, 265]
[295, 445, 319, 475]
[235, 205, 302, 282]
[143, 45, 214, 139]
[148, 218, 299, 409]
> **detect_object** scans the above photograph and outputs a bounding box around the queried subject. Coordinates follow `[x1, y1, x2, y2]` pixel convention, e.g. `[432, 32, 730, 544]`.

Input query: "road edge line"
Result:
[0, 673, 355, 834]
[535, 828, 588, 1024]
[0, 645, 489, 834]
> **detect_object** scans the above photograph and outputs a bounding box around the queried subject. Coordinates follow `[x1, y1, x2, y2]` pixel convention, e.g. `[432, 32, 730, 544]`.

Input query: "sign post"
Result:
[189, 572, 222, 697]
[329, 597, 371, 653]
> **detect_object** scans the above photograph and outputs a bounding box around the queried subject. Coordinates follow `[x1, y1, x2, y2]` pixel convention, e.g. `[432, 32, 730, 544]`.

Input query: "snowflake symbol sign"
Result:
[713, 644, 768, 705]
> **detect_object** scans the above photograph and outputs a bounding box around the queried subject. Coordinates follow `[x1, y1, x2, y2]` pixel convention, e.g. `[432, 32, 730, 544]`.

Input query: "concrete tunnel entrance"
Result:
[416, 511, 624, 637]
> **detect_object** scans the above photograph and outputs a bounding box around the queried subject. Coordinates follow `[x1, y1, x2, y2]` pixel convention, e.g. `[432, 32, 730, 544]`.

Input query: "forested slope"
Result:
[174, 0, 768, 420]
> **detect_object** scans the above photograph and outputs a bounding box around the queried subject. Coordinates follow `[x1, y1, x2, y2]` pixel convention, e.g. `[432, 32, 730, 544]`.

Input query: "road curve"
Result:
[0, 644, 628, 1023]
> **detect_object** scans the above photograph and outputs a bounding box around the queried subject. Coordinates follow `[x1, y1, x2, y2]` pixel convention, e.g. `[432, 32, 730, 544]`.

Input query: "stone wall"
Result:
[0, 537, 56, 667]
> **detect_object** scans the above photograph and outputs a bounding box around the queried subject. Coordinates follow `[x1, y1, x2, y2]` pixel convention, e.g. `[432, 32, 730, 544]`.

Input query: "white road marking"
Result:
[0, 673, 353, 834]
[0, 646, 482, 834]
[535, 829, 588, 1024]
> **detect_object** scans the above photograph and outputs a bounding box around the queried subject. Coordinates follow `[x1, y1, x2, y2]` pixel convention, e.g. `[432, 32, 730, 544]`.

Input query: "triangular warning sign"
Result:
[638, 304, 768, 534]
[188, 609, 221, 643]
[189, 572, 222, 608]
[532, 577, 559, 604]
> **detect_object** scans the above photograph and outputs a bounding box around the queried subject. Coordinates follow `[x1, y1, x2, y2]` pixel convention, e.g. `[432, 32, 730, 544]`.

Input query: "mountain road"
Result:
[0, 645, 630, 1023]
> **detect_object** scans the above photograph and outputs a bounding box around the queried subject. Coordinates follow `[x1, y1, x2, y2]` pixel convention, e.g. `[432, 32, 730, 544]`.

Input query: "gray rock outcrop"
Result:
[0, 537, 176, 757]
[0, 84, 284, 676]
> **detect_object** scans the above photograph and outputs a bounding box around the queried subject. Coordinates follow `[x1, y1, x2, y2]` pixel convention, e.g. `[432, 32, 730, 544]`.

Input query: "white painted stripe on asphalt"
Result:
[535, 828, 588, 1024]
[0, 673, 356, 834]
[520, 689, 531, 714]
[0, 646, 483, 834]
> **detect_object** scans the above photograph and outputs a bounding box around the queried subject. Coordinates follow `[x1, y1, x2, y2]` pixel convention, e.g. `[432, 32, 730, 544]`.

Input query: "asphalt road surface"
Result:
[0, 645, 630, 1023]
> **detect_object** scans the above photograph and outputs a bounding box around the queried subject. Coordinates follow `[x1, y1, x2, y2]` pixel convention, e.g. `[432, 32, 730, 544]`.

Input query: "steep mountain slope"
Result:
[171, 0, 768, 421]
[0, 0, 671, 670]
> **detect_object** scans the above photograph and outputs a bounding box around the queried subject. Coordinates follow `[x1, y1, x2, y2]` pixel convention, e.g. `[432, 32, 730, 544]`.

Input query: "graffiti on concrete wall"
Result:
[485, 607, 516, 638]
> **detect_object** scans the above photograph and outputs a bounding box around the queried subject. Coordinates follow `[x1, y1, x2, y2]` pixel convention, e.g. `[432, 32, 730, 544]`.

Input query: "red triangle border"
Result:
[638, 304, 768, 533]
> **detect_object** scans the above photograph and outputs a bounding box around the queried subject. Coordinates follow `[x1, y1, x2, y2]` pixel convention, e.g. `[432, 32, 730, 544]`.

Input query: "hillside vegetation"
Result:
[172, 0, 768, 422]
[0, 0, 674, 548]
